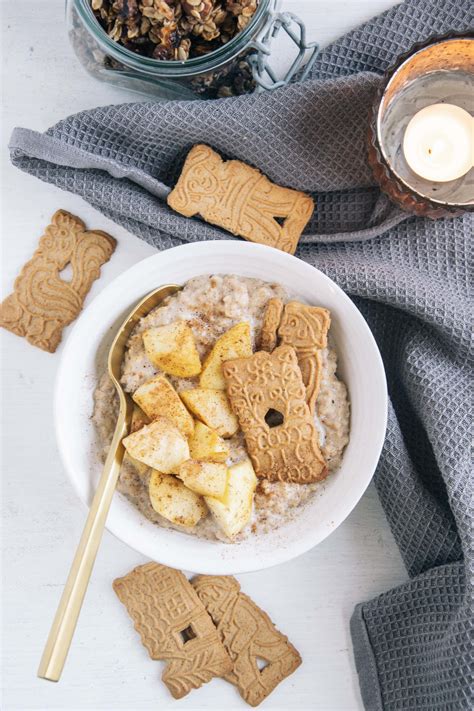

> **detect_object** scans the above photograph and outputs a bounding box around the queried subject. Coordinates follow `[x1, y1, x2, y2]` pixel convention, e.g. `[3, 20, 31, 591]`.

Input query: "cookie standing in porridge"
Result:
[93, 275, 350, 542]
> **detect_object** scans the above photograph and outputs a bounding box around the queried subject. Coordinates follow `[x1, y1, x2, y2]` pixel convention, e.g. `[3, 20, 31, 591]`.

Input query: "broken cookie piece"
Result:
[278, 301, 331, 413]
[193, 575, 302, 707]
[259, 297, 284, 352]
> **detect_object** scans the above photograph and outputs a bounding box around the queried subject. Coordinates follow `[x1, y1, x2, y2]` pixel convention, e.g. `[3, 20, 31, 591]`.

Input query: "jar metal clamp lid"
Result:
[68, 0, 320, 100]
[249, 10, 320, 91]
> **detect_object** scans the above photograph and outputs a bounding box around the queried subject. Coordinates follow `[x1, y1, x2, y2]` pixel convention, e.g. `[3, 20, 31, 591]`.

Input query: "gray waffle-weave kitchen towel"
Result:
[8, 0, 473, 708]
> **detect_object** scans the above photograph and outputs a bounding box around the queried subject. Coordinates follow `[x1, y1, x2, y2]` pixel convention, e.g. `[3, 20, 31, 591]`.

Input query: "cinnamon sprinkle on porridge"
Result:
[93, 275, 350, 542]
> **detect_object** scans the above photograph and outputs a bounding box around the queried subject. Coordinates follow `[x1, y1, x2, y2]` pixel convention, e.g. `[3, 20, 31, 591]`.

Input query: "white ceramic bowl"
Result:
[55, 241, 387, 575]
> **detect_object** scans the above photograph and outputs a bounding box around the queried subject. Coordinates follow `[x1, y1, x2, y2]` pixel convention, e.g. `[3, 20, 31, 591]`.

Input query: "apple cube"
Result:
[143, 320, 201, 377]
[121, 405, 152, 476]
[188, 421, 230, 463]
[149, 470, 207, 527]
[180, 388, 239, 438]
[132, 375, 194, 438]
[205, 459, 257, 539]
[122, 417, 189, 474]
[130, 404, 150, 433]
[122, 452, 149, 478]
[178, 460, 228, 498]
[200, 322, 252, 390]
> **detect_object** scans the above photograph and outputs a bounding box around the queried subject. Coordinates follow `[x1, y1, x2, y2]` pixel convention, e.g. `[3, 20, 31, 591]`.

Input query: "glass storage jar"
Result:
[66, 0, 319, 100]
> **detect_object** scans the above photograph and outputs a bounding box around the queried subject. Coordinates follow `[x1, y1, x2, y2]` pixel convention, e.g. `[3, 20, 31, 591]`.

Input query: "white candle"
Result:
[403, 103, 473, 183]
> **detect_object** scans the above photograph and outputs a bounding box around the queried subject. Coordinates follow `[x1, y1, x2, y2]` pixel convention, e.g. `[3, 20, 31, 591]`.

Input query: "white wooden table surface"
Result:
[1, 1, 405, 709]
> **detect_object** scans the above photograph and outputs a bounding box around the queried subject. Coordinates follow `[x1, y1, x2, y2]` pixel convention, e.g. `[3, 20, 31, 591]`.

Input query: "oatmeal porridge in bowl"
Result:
[93, 275, 350, 543]
[55, 241, 387, 573]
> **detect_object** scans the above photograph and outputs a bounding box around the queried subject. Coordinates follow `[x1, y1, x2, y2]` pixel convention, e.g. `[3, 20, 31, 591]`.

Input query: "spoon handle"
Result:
[37, 415, 128, 682]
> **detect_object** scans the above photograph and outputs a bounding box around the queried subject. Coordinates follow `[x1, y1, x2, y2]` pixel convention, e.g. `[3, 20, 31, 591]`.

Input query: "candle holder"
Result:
[368, 33, 474, 218]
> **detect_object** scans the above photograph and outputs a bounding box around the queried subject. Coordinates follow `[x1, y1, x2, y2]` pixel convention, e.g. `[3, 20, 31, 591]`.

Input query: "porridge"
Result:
[93, 274, 350, 542]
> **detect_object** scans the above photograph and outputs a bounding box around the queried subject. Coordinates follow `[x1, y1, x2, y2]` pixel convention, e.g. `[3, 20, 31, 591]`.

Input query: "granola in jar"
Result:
[90, 0, 258, 61]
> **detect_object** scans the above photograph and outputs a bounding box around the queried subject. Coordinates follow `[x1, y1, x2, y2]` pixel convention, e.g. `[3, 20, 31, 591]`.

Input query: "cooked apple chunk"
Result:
[130, 404, 150, 433]
[132, 375, 194, 438]
[205, 459, 257, 539]
[180, 388, 239, 438]
[142, 321, 201, 377]
[122, 417, 189, 473]
[122, 452, 149, 477]
[122, 405, 151, 476]
[200, 322, 252, 390]
[188, 421, 229, 463]
[149, 470, 207, 527]
[178, 460, 228, 499]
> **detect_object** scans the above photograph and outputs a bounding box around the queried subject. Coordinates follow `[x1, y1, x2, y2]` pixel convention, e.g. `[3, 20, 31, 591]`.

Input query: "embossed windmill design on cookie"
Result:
[223, 345, 327, 483]
[113, 563, 232, 699]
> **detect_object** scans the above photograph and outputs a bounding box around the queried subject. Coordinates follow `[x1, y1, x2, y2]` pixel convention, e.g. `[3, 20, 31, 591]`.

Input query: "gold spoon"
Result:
[38, 283, 180, 682]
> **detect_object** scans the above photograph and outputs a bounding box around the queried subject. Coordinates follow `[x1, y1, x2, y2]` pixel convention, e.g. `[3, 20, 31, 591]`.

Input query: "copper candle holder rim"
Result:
[368, 30, 474, 216]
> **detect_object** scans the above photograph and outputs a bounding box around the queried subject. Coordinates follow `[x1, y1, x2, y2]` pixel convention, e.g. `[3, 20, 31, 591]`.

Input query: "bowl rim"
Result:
[54, 241, 388, 574]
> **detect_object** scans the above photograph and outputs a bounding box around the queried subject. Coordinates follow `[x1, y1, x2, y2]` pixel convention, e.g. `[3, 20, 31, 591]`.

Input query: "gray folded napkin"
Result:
[9, 0, 473, 708]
